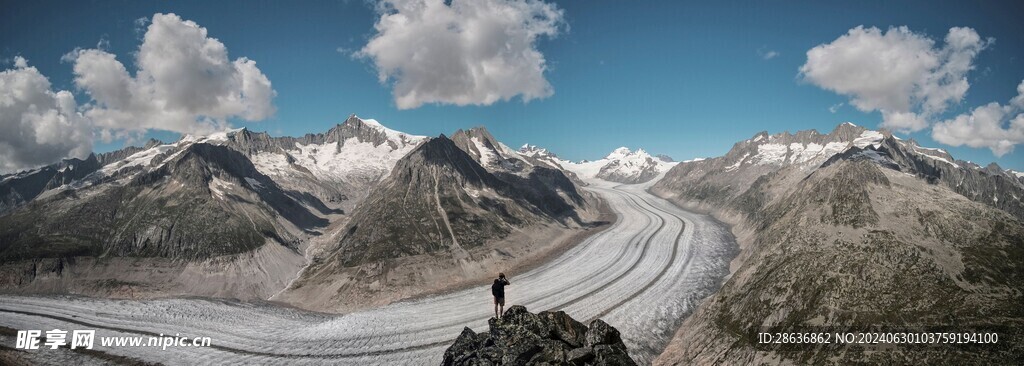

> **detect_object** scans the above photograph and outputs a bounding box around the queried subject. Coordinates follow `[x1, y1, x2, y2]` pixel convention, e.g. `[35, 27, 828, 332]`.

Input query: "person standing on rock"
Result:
[492, 273, 511, 319]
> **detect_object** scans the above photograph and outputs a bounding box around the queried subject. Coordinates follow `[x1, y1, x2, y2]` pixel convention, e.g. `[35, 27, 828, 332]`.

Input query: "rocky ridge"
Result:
[650, 123, 1024, 365]
[443, 305, 637, 366]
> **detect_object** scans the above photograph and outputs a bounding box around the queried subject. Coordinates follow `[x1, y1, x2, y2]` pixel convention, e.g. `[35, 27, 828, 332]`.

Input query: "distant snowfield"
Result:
[560, 147, 677, 181]
[0, 178, 737, 365]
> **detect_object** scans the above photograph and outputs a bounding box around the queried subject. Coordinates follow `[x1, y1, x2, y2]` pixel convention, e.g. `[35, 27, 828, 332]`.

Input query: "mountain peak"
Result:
[327, 115, 427, 147]
[518, 143, 546, 155]
[830, 121, 867, 140]
[607, 147, 632, 159]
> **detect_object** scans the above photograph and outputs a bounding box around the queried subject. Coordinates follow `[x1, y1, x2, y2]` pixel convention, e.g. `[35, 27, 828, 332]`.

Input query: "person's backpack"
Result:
[491, 279, 504, 296]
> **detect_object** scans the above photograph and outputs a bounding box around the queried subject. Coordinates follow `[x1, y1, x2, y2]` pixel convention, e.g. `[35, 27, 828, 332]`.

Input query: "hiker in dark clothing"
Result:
[492, 272, 510, 319]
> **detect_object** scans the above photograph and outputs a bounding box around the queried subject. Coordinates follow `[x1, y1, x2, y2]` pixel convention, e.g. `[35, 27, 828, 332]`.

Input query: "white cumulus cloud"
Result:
[0, 57, 93, 173]
[799, 26, 989, 132]
[358, 0, 564, 110]
[64, 13, 276, 138]
[932, 80, 1024, 157]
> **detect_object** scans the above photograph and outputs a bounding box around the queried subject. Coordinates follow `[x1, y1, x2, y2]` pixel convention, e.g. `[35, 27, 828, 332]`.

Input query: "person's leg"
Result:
[494, 297, 499, 318]
[498, 298, 505, 318]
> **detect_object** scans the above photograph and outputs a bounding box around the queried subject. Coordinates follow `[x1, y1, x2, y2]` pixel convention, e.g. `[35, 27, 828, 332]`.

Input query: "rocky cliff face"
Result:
[650, 123, 1024, 365]
[443, 305, 637, 366]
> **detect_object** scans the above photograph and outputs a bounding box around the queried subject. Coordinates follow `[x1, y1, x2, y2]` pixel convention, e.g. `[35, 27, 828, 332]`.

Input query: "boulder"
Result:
[441, 305, 636, 366]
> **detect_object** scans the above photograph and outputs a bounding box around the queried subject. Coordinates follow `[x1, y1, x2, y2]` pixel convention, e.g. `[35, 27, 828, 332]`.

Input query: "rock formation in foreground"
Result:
[443, 305, 637, 366]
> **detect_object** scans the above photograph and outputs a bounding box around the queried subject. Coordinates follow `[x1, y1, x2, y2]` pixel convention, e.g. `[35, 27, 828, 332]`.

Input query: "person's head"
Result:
[498, 272, 505, 279]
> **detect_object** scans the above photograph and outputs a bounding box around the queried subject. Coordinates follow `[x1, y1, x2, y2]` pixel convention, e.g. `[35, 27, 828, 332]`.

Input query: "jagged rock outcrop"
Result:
[442, 305, 637, 366]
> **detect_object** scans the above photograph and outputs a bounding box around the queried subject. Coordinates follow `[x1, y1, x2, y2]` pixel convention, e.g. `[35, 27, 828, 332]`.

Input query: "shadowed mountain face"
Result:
[450, 127, 586, 209]
[651, 123, 1024, 365]
[307, 134, 585, 270]
[0, 143, 326, 262]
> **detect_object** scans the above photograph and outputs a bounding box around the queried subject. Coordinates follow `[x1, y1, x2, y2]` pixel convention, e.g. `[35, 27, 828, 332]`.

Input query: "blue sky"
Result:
[2, 0, 1023, 170]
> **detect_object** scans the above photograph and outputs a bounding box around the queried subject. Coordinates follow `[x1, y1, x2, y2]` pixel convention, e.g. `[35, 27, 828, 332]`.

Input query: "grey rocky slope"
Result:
[650, 123, 1024, 364]
[0, 142, 329, 299]
[443, 305, 637, 366]
[277, 132, 602, 312]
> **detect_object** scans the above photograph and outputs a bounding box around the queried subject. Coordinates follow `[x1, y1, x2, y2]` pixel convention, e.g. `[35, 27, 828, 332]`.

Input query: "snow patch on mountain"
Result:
[852, 130, 884, 149]
[209, 176, 232, 200]
[471, 137, 498, 167]
[752, 144, 788, 165]
[98, 144, 176, 176]
[725, 153, 749, 172]
[917, 152, 960, 168]
[356, 116, 427, 147]
[251, 119, 425, 186]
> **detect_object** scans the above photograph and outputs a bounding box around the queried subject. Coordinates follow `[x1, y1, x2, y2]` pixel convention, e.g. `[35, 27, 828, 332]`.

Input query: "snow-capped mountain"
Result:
[281, 133, 595, 311]
[450, 127, 533, 173]
[650, 122, 1024, 365]
[0, 116, 432, 299]
[559, 147, 677, 184]
[247, 115, 425, 184]
[0, 115, 600, 310]
[655, 121, 1024, 221]
[239, 115, 426, 210]
[517, 144, 565, 169]
[0, 140, 161, 214]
